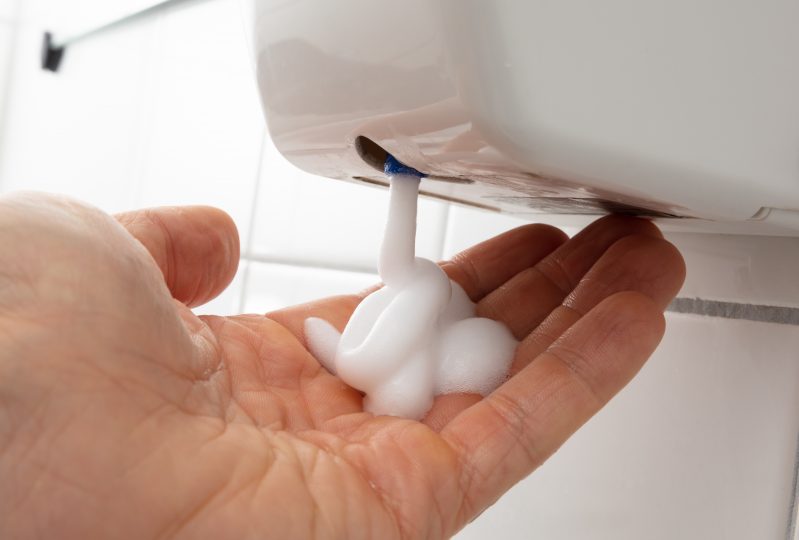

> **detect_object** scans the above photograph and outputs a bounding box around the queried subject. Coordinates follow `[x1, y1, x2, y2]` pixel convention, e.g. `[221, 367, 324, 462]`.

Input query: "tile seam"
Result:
[668, 298, 799, 326]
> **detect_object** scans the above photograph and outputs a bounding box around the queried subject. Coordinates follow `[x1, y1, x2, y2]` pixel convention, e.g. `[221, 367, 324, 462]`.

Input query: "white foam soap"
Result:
[305, 166, 517, 420]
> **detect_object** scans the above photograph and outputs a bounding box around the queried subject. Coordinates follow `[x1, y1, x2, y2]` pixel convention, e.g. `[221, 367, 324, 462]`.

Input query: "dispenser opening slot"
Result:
[354, 135, 474, 185]
[354, 136, 388, 173]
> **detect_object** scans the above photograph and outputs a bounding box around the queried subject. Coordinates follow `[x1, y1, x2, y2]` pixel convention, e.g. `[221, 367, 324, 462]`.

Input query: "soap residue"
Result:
[305, 174, 517, 420]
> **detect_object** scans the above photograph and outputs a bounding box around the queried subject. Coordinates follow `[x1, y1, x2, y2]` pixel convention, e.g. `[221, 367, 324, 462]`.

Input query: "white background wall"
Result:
[0, 1, 797, 538]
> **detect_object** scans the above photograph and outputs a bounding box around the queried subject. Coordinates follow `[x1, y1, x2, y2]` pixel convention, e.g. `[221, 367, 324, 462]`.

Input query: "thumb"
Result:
[116, 206, 240, 308]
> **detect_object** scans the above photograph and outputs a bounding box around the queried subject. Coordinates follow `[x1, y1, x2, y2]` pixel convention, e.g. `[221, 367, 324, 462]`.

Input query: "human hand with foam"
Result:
[0, 193, 684, 539]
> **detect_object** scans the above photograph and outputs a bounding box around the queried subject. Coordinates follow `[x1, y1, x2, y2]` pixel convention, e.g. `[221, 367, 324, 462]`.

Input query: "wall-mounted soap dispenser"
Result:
[250, 0, 799, 235]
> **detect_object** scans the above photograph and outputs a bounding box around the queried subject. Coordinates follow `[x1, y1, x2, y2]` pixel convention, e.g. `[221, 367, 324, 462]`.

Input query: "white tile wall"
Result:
[0, 0, 19, 156]
[18, 0, 163, 33]
[135, 0, 265, 248]
[0, 21, 14, 117]
[249, 137, 449, 271]
[443, 205, 585, 259]
[0, 0, 16, 20]
[0, 21, 158, 212]
[0, 1, 797, 539]
[243, 262, 377, 314]
[669, 233, 799, 308]
[443, 205, 541, 258]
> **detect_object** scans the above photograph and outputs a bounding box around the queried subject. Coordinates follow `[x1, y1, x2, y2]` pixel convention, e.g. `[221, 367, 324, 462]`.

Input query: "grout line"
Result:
[667, 298, 799, 326]
[434, 201, 451, 261]
[788, 427, 799, 540]
[0, 0, 23, 191]
[240, 201, 452, 277]
[241, 252, 378, 276]
[237, 258, 252, 314]
[237, 128, 268, 313]
[130, 6, 167, 208]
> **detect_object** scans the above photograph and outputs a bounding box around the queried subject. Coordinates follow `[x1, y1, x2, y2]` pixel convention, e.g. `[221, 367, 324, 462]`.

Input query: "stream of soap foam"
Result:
[305, 171, 518, 420]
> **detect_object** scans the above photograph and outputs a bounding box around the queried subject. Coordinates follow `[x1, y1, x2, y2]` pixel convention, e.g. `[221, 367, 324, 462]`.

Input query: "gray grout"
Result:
[241, 252, 377, 276]
[668, 298, 799, 326]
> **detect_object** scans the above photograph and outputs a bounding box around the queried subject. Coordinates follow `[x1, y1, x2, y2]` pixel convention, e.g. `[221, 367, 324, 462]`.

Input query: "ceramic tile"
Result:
[0, 22, 158, 212]
[666, 233, 799, 309]
[0, 21, 13, 117]
[0, 0, 16, 21]
[192, 260, 248, 317]
[457, 314, 799, 540]
[249, 137, 449, 271]
[136, 0, 265, 247]
[242, 261, 377, 314]
[442, 205, 538, 259]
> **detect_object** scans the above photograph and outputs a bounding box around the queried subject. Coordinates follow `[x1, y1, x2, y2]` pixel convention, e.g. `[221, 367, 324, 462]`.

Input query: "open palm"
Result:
[0, 193, 684, 539]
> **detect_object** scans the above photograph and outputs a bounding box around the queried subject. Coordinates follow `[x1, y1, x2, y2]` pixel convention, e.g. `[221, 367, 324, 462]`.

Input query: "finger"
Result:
[442, 291, 665, 519]
[477, 215, 663, 339]
[116, 206, 240, 308]
[267, 223, 568, 344]
[441, 224, 568, 301]
[425, 234, 683, 431]
[511, 234, 685, 374]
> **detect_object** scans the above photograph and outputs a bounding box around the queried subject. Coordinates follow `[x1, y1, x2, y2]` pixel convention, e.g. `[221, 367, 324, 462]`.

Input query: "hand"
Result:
[0, 193, 685, 539]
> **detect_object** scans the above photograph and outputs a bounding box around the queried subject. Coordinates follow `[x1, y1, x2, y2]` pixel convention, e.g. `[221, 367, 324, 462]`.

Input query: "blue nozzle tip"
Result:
[384, 154, 425, 178]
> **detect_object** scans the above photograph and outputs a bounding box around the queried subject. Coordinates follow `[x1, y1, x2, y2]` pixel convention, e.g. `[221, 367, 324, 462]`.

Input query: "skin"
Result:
[0, 193, 685, 539]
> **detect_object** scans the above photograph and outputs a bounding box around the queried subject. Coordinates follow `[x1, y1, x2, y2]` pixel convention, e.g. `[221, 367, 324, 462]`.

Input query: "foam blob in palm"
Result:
[305, 161, 517, 420]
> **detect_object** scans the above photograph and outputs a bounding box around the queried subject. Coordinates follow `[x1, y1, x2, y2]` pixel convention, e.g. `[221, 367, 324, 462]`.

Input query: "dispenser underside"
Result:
[252, 0, 799, 235]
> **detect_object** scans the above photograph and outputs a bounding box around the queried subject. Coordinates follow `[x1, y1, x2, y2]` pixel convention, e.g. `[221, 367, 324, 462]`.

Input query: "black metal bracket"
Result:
[42, 32, 66, 72]
[41, 0, 210, 73]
